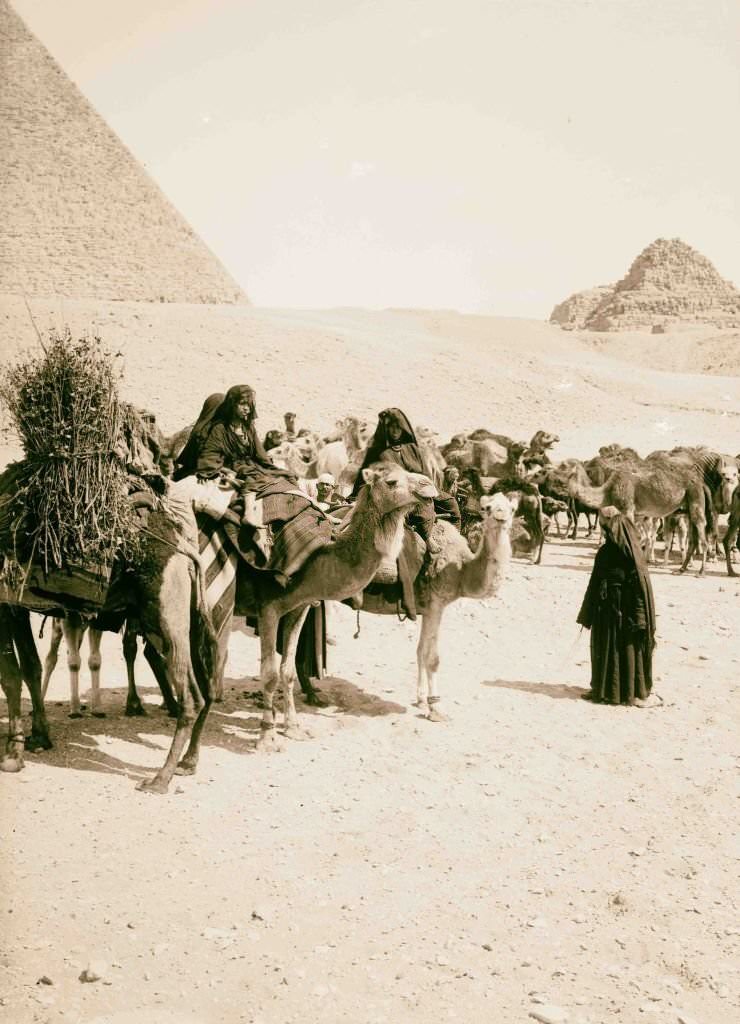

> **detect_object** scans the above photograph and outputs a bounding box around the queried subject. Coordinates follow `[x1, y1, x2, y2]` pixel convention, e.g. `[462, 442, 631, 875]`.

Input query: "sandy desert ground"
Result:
[1, 299, 739, 1024]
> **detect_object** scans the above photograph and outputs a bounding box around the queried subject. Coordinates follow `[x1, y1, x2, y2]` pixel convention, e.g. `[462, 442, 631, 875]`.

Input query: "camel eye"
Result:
[386, 478, 398, 488]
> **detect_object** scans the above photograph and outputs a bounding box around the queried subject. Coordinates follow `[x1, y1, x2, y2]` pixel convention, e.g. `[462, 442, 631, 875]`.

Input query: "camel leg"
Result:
[174, 618, 226, 775]
[123, 624, 146, 717]
[257, 604, 284, 752]
[416, 606, 448, 723]
[724, 510, 739, 577]
[137, 560, 204, 795]
[87, 628, 105, 717]
[142, 640, 178, 716]
[0, 607, 26, 771]
[62, 615, 86, 717]
[213, 608, 232, 703]
[41, 618, 63, 699]
[14, 610, 50, 753]
[681, 496, 707, 576]
[279, 606, 313, 740]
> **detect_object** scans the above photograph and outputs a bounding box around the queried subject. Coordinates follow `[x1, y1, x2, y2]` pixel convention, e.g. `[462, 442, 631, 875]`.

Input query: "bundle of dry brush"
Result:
[0, 329, 141, 577]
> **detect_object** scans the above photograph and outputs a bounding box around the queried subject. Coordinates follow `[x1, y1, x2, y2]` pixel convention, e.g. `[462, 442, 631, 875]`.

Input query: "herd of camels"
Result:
[1, 409, 738, 794]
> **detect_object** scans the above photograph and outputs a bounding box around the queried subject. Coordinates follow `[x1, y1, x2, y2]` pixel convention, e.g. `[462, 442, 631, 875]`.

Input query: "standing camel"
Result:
[1, 507, 217, 792]
[308, 492, 513, 720]
[556, 459, 715, 574]
[413, 493, 513, 720]
[246, 465, 437, 750]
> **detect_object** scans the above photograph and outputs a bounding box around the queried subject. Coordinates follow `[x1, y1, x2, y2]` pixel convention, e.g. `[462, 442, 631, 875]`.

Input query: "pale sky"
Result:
[12, 0, 740, 316]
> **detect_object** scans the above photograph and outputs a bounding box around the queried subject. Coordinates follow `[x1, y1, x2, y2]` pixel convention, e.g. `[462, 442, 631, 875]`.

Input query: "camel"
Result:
[556, 457, 715, 573]
[447, 438, 528, 481]
[521, 430, 560, 472]
[415, 426, 447, 488]
[585, 446, 642, 485]
[237, 465, 436, 750]
[41, 614, 178, 719]
[0, 506, 216, 785]
[314, 493, 513, 722]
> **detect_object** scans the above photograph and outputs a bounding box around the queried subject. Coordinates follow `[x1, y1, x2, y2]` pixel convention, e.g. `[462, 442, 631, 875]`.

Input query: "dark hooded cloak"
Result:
[193, 385, 293, 486]
[173, 392, 224, 480]
[577, 511, 656, 705]
[351, 408, 426, 497]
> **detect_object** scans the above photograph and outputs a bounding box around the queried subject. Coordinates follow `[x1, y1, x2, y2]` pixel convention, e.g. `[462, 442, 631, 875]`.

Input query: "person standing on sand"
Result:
[577, 506, 662, 708]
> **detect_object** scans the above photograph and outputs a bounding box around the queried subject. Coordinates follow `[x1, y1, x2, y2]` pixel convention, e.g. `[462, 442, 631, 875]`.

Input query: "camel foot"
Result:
[256, 729, 284, 753]
[284, 724, 313, 742]
[68, 711, 83, 719]
[175, 759, 197, 776]
[91, 710, 106, 719]
[125, 702, 147, 718]
[425, 706, 449, 723]
[136, 776, 170, 795]
[25, 732, 52, 752]
[0, 756, 24, 773]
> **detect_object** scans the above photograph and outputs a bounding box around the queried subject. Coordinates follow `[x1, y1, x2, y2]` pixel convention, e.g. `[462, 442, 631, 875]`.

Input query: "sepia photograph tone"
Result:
[1, 2, 738, 1023]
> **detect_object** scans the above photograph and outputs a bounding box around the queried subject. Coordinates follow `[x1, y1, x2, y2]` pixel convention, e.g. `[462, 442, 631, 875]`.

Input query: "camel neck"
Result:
[462, 518, 511, 599]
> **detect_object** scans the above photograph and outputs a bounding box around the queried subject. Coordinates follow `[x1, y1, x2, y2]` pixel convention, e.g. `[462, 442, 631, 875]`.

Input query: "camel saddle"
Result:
[344, 527, 426, 620]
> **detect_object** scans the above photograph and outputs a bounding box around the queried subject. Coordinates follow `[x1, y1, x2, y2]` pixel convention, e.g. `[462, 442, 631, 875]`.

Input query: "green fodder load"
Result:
[0, 329, 141, 576]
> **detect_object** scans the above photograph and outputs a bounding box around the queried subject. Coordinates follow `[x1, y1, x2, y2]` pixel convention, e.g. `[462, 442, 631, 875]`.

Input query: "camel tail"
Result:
[189, 573, 218, 701]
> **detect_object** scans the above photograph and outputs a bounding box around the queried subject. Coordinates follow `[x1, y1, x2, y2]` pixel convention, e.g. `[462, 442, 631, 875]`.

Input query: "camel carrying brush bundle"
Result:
[0, 329, 141, 607]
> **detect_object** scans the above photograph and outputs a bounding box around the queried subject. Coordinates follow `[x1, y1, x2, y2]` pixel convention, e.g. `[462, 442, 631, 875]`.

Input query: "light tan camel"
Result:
[40, 614, 178, 719]
[410, 492, 513, 720]
[251, 465, 437, 750]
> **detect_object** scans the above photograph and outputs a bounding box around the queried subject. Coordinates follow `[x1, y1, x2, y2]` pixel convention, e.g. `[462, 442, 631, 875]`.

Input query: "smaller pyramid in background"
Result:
[0, 0, 248, 304]
[550, 238, 740, 332]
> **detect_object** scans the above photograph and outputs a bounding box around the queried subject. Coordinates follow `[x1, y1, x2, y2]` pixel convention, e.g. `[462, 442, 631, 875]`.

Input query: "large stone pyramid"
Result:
[551, 238, 740, 332]
[0, 0, 247, 303]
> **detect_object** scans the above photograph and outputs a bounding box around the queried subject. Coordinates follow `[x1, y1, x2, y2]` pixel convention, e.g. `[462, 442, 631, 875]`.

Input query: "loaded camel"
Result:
[1, 504, 217, 785]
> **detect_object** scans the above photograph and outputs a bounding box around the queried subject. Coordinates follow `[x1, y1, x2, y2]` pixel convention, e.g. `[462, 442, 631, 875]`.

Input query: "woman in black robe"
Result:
[351, 407, 435, 535]
[351, 407, 460, 533]
[577, 507, 661, 707]
[175, 385, 332, 582]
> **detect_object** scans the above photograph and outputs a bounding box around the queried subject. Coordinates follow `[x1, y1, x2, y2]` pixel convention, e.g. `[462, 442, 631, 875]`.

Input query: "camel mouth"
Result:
[411, 476, 438, 500]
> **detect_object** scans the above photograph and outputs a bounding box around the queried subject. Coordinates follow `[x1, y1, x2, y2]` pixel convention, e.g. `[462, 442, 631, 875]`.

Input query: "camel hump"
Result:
[426, 520, 473, 575]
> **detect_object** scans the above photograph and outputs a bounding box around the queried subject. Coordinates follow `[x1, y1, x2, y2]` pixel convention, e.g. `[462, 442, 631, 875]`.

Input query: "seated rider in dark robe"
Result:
[175, 385, 332, 582]
[350, 408, 460, 619]
[351, 408, 460, 533]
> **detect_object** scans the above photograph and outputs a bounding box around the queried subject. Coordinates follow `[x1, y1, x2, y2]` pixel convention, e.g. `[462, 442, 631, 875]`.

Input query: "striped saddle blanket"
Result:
[197, 514, 326, 681]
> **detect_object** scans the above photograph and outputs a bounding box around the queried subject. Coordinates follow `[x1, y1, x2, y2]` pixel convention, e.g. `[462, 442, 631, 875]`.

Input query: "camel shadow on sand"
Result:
[13, 675, 406, 781]
[482, 678, 587, 701]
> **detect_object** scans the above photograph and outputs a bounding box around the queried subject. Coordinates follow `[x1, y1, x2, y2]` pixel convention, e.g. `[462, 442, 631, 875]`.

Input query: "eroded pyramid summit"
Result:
[551, 238, 740, 332]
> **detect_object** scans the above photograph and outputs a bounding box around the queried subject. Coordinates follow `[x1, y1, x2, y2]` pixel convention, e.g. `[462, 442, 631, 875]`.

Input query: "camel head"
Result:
[718, 456, 739, 511]
[529, 429, 559, 451]
[361, 464, 437, 514]
[479, 492, 515, 528]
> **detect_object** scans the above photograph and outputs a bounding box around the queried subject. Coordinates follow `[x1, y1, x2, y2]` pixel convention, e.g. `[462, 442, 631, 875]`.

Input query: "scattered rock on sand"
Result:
[529, 1006, 569, 1024]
